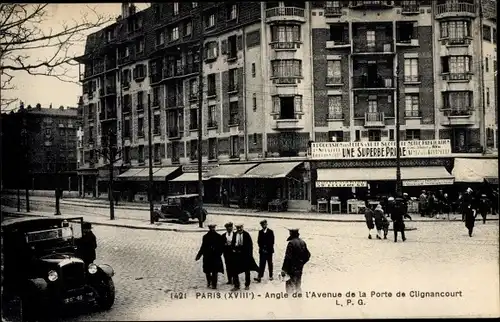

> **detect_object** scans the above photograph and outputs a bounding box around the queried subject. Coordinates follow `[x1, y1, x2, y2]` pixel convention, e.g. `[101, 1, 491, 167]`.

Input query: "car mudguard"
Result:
[98, 264, 114, 277]
[27, 278, 48, 292]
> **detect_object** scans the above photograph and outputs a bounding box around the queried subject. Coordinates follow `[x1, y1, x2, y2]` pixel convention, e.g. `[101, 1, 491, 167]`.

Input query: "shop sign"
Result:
[311, 140, 452, 160]
[403, 179, 454, 186]
[181, 164, 218, 173]
[316, 180, 368, 188]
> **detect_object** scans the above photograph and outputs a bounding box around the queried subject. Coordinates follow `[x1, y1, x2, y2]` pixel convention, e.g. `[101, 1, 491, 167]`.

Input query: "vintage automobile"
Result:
[153, 193, 207, 224]
[1, 216, 115, 321]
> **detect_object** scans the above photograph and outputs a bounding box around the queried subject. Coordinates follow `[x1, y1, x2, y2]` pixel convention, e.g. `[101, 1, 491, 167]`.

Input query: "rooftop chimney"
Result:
[59, 105, 64, 110]
[122, 2, 129, 19]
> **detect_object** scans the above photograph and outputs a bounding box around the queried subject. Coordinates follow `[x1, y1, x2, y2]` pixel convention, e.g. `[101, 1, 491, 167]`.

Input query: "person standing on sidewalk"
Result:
[195, 224, 224, 289]
[222, 222, 235, 285]
[255, 220, 275, 283]
[364, 201, 375, 239]
[281, 228, 311, 294]
[373, 204, 385, 240]
[231, 224, 259, 291]
[391, 198, 409, 243]
[478, 194, 491, 224]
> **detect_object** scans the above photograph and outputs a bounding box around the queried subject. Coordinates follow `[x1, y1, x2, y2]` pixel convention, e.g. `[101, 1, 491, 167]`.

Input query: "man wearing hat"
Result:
[230, 224, 259, 291]
[76, 222, 97, 265]
[255, 220, 275, 283]
[478, 194, 491, 224]
[222, 222, 235, 284]
[195, 224, 224, 289]
[281, 228, 310, 294]
[391, 198, 408, 243]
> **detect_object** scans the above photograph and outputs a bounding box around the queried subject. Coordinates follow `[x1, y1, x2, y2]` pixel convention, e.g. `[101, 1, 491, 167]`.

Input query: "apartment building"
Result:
[77, 1, 496, 211]
[1, 103, 79, 192]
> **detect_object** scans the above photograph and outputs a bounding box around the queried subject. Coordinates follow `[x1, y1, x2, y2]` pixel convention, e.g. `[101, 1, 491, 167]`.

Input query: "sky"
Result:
[7, 3, 149, 110]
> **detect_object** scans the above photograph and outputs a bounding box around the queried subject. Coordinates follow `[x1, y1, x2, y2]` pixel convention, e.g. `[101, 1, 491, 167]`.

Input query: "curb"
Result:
[1, 210, 226, 233]
[4, 197, 499, 224]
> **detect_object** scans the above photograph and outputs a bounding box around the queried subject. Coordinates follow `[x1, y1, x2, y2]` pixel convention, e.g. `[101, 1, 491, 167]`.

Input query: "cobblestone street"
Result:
[66, 217, 498, 319]
[2, 198, 499, 319]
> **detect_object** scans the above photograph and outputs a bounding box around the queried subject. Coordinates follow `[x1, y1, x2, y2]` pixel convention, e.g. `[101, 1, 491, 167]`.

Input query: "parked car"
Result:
[153, 194, 207, 224]
[1, 216, 115, 321]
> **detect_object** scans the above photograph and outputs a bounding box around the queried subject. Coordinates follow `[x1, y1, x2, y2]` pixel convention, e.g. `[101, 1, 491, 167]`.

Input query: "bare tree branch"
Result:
[0, 4, 114, 111]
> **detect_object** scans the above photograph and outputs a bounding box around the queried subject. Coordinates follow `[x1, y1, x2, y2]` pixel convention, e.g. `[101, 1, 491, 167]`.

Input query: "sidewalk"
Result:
[3, 193, 496, 224]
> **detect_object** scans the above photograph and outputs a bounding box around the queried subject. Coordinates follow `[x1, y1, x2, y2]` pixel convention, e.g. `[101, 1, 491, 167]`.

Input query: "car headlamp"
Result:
[48, 270, 58, 282]
[88, 263, 98, 274]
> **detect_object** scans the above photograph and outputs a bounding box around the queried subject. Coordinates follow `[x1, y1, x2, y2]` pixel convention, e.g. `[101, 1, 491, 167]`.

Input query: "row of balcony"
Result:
[326, 39, 419, 50]
[149, 64, 200, 84]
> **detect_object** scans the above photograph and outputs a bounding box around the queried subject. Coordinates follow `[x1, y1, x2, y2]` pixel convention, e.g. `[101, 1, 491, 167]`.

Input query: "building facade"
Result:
[1, 103, 79, 192]
[77, 1, 497, 211]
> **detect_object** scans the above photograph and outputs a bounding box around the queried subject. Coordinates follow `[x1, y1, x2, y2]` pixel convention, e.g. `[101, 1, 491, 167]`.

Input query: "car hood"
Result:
[39, 253, 85, 266]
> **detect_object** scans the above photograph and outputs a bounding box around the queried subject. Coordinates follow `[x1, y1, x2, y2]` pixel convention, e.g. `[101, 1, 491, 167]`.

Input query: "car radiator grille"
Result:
[61, 262, 85, 290]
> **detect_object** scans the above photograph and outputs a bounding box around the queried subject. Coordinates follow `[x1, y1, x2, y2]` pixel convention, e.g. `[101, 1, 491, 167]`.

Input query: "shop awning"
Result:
[205, 163, 258, 179]
[316, 168, 368, 188]
[118, 167, 179, 181]
[401, 167, 454, 186]
[170, 172, 208, 182]
[118, 168, 147, 179]
[452, 158, 498, 183]
[240, 162, 303, 179]
[316, 166, 454, 188]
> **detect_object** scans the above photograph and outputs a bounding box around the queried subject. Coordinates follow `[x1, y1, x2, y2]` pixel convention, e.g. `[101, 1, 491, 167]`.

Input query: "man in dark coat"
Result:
[391, 198, 411, 243]
[221, 222, 235, 284]
[478, 194, 490, 225]
[231, 224, 259, 291]
[195, 224, 224, 289]
[281, 228, 311, 294]
[255, 220, 275, 283]
[75, 222, 97, 265]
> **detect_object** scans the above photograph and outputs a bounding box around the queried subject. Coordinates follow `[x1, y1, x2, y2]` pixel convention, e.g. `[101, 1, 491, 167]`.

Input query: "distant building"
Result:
[1, 103, 79, 191]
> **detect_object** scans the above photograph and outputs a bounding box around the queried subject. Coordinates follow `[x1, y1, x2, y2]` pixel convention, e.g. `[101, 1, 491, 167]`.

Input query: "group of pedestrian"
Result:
[418, 189, 451, 219]
[365, 196, 412, 243]
[195, 220, 311, 293]
[461, 187, 496, 237]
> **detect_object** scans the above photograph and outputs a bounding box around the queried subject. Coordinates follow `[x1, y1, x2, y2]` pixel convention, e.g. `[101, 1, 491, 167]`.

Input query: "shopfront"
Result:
[168, 164, 218, 203]
[77, 168, 98, 198]
[239, 161, 310, 211]
[452, 157, 498, 195]
[310, 140, 455, 212]
[117, 166, 181, 202]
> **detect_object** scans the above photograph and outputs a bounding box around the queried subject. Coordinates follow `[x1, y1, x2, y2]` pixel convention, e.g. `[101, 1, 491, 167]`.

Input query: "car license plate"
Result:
[64, 295, 83, 304]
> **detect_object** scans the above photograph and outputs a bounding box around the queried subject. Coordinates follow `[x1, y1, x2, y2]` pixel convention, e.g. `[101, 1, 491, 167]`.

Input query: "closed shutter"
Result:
[160, 143, 166, 158]
[221, 39, 228, 54]
[186, 140, 191, 158]
[133, 67, 137, 79]
[203, 43, 208, 60]
[144, 145, 149, 159]
[361, 130, 368, 138]
[236, 35, 243, 50]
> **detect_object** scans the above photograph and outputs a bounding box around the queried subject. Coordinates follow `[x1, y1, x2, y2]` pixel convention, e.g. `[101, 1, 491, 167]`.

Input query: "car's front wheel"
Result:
[95, 277, 115, 311]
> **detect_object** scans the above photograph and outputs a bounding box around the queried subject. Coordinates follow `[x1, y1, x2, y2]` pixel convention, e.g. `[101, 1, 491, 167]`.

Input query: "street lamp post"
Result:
[147, 93, 155, 224]
[395, 64, 402, 197]
[196, 30, 205, 229]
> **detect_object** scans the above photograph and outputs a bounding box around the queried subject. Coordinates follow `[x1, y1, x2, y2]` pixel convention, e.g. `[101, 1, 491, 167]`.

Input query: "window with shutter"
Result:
[236, 35, 243, 50]
[221, 39, 228, 54]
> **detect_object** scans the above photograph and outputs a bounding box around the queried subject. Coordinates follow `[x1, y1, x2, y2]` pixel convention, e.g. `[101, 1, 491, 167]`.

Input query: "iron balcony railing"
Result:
[207, 120, 218, 128]
[443, 108, 473, 116]
[168, 128, 181, 138]
[401, 2, 419, 13]
[404, 110, 421, 117]
[350, 1, 394, 8]
[327, 112, 344, 120]
[404, 75, 420, 83]
[442, 73, 472, 81]
[436, 3, 476, 15]
[353, 43, 393, 53]
[265, 7, 305, 19]
[326, 76, 343, 84]
[324, 6, 342, 16]
[364, 112, 385, 125]
[352, 76, 394, 88]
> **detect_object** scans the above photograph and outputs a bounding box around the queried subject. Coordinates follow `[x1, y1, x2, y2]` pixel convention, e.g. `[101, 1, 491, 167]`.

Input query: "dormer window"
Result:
[228, 4, 238, 21]
[173, 2, 179, 15]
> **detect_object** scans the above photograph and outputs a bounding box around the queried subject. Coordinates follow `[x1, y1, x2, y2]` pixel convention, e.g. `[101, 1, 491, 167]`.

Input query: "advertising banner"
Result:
[311, 140, 451, 160]
[316, 181, 368, 188]
[403, 179, 454, 186]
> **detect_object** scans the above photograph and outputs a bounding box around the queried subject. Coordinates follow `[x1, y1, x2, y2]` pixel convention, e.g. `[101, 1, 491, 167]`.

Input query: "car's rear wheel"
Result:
[96, 277, 115, 311]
